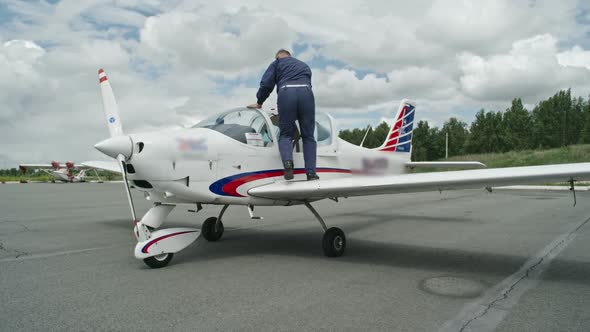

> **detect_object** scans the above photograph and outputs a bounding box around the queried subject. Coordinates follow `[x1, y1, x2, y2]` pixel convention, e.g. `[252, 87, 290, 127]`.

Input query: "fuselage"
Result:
[50, 169, 85, 182]
[121, 108, 410, 206]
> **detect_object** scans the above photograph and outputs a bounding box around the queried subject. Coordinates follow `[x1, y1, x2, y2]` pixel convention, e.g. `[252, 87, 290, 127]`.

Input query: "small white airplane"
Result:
[19, 161, 90, 183]
[88, 69, 590, 269]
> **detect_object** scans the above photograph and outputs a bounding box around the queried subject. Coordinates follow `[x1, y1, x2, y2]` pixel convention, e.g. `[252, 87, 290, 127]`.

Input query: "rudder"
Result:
[375, 99, 416, 155]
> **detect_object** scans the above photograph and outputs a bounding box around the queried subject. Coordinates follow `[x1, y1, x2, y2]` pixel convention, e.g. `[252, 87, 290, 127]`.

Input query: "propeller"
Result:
[96, 68, 137, 225]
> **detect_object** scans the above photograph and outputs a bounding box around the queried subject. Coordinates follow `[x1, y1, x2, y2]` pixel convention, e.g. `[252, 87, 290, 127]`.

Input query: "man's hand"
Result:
[247, 103, 262, 109]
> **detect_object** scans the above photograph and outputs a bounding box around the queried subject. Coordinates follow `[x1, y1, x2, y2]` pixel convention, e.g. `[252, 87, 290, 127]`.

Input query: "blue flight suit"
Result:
[256, 56, 317, 173]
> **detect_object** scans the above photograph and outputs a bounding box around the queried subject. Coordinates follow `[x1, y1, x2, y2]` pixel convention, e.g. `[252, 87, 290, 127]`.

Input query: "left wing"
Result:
[19, 163, 89, 169]
[19, 164, 55, 169]
[19, 163, 84, 171]
[249, 162, 590, 200]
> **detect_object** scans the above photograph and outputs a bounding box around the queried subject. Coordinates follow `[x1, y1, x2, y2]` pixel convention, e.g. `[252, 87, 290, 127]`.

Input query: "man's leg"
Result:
[297, 87, 318, 177]
[277, 89, 297, 179]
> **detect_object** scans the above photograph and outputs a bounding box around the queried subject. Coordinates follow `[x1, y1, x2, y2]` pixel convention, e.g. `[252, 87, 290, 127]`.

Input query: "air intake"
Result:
[133, 180, 153, 189]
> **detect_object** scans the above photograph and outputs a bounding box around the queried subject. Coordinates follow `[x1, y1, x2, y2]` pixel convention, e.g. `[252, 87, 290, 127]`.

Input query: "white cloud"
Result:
[139, 9, 297, 76]
[387, 67, 458, 100]
[322, 15, 443, 71]
[312, 65, 458, 112]
[82, 5, 148, 28]
[0, 40, 48, 121]
[297, 45, 320, 62]
[313, 67, 390, 108]
[558, 46, 590, 70]
[458, 34, 590, 101]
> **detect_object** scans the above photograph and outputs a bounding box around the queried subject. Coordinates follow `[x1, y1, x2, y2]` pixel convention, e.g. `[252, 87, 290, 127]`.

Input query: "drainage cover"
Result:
[420, 276, 486, 298]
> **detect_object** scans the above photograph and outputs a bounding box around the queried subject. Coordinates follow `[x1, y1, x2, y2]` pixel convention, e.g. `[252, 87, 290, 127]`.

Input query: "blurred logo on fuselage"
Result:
[176, 137, 208, 159]
[352, 157, 389, 175]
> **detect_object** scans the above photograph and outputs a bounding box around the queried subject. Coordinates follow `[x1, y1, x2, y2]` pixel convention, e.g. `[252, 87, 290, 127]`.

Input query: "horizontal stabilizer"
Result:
[406, 161, 486, 169]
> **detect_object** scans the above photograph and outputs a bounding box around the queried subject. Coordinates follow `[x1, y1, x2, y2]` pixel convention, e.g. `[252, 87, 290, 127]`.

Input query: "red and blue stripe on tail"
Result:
[376, 99, 416, 153]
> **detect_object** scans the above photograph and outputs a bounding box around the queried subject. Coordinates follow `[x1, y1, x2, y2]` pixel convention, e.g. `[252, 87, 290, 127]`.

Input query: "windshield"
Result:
[193, 108, 274, 147]
[193, 108, 334, 147]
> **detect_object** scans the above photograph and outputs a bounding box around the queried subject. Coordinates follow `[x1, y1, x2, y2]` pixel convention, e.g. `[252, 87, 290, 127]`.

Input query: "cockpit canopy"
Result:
[192, 108, 334, 148]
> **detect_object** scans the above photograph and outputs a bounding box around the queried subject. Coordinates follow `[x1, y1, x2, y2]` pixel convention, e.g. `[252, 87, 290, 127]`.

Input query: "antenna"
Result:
[360, 125, 371, 147]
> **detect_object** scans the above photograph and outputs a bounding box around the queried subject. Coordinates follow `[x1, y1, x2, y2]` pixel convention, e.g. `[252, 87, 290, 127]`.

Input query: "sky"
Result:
[1, 0, 590, 168]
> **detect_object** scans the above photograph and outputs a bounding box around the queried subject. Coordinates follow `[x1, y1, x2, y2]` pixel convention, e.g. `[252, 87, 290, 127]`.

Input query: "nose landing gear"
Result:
[143, 253, 174, 269]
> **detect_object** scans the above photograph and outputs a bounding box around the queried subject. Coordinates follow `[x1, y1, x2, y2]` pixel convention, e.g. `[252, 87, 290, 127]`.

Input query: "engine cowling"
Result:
[65, 161, 75, 169]
[51, 161, 60, 169]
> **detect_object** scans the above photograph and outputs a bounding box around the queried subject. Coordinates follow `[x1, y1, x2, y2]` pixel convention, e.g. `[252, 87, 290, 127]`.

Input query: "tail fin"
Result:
[98, 69, 124, 137]
[375, 99, 416, 155]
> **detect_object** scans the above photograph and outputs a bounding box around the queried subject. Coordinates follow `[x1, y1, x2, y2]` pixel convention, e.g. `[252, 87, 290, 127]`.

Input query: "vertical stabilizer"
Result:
[375, 99, 416, 157]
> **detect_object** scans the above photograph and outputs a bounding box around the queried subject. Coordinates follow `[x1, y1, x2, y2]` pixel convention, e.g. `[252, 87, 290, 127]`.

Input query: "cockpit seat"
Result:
[210, 124, 256, 144]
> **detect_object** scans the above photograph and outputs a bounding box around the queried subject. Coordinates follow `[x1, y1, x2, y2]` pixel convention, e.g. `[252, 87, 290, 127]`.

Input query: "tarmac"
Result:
[0, 183, 589, 331]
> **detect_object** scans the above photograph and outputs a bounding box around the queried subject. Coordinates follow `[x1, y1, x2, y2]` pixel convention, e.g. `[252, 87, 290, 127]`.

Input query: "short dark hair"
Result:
[275, 49, 291, 58]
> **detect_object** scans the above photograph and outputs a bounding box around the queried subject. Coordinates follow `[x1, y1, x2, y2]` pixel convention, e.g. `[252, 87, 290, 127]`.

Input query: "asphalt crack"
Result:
[0, 239, 30, 259]
[458, 216, 590, 332]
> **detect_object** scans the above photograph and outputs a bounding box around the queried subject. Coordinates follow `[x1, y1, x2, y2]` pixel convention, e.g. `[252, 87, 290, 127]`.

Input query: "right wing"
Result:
[81, 160, 122, 174]
[249, 162, 590, 201]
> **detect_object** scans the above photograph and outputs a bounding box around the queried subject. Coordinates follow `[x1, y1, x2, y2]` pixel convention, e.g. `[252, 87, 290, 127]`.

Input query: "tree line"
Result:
[339, 89, 590, 161]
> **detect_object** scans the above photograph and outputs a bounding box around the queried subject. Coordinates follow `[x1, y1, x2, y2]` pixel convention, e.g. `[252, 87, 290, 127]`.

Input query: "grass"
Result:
[0, 175, 54, 182]
[413, 144, 590, 178]
[446, 144, 590, 168]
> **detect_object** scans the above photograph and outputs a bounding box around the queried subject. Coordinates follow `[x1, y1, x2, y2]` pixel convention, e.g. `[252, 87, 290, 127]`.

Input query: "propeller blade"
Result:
[98, 68, 124, 137]
[117, 154, 137, 223]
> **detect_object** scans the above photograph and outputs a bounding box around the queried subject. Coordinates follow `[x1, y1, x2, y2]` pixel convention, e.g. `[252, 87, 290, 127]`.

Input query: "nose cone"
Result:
[95, 135, 133, 159]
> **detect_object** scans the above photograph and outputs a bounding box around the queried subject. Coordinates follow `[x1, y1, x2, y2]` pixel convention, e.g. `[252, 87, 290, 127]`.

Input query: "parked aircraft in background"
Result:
[19, 161, 97, 183]
[88, 68, 590, 269]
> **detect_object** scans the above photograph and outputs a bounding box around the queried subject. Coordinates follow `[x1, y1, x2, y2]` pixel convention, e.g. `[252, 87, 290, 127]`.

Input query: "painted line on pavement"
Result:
[0, 245, 126, 263]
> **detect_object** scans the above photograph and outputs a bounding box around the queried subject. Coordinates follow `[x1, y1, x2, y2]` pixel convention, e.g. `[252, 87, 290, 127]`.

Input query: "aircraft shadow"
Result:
[170, 225, 590, 286]
[102, 213, 589, 285]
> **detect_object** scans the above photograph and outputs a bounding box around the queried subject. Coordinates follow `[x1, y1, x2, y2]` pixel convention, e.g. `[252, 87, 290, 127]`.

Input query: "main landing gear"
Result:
[304, 202, 346, 257]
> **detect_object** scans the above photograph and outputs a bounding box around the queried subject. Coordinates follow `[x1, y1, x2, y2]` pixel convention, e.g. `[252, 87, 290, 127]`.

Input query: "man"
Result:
[247, 49, 319, 181]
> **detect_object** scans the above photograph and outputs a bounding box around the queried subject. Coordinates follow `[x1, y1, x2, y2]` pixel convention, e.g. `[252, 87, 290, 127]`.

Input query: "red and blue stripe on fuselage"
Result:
[209, 167, 351, 197]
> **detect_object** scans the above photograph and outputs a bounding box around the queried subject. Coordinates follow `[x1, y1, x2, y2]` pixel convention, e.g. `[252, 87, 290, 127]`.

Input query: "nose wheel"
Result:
[143, 253, 174, 268]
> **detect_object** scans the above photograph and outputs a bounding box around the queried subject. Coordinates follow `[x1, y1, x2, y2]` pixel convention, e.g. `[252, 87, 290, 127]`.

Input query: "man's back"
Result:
[274, 57, 312, 87]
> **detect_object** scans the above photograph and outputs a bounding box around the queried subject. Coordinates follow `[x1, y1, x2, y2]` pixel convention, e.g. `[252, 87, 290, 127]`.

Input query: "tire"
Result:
[322, 227, 346, 257]
[143, 253, 173, 268]
[201, 217, 224, 241]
